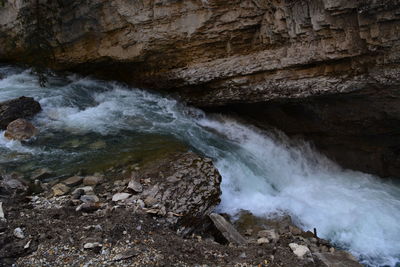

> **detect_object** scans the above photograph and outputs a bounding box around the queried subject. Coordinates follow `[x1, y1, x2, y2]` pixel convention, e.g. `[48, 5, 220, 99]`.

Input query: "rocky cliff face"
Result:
[0, 0, 399, 177]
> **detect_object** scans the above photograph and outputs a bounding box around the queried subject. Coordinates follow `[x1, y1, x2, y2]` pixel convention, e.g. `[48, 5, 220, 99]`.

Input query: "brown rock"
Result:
[209, 213, 247, 246]
[0, 97, 41, 130]
[4, 119, 38, 141]
[51, 183, 70, 197]
[63, 176, 83, 187]
[83, 175, 103, 186]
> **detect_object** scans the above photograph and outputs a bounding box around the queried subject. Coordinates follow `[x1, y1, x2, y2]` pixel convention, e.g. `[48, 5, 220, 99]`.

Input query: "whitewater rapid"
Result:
[1, 66, 400, 267]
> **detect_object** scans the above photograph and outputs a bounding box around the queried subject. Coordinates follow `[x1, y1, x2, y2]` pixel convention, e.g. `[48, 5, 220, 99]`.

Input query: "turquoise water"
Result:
[1, 66, 400, 267]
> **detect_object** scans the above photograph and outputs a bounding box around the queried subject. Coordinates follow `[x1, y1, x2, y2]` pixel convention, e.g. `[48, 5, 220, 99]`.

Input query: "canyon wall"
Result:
[0, 0, 399, 177]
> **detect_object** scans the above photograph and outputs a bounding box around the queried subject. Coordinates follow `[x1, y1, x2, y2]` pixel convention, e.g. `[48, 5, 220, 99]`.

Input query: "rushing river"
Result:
[1, 66, 400, 267]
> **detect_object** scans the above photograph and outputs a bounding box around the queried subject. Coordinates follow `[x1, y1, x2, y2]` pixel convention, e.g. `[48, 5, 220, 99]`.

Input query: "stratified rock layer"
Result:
[0, 0, 399, 177]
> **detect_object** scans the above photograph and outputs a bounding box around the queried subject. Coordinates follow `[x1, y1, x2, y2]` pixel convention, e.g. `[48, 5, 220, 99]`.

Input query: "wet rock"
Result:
[13, 227, 25, 239]
[314, 251, 363, 267]
[63, 176, 83, 187]
[289, 243, 310, 258]
[0, 174, 27, 195]
[31, 168, 53, 181]
[0, 96, 41, 130]
[83, 175, 103, 186]
[4, 119, 38, 141]
[80, 194, 99, 203]
[51, 183, 70, 197]
[127, 180, 143, 193]
[112, 193, 131, 202]
[88, 140, 106, 150]
[209, 213, 247, 246]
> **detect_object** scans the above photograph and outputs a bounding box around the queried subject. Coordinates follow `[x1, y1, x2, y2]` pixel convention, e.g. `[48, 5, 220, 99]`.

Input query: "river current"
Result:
[1, 66, 399, 267]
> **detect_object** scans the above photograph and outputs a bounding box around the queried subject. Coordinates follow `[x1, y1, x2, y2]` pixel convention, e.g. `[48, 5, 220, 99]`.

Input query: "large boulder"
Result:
[0, 97, 41, 130]
[139, 152, 222, 231]
[4, 119, 38, 141]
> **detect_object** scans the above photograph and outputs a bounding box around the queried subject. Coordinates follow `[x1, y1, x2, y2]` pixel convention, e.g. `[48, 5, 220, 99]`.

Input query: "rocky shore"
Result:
[0, 143, 362, 266]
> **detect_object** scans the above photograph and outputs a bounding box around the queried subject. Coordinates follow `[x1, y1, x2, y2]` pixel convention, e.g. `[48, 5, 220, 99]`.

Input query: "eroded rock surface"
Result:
[0, 0, 399, 176]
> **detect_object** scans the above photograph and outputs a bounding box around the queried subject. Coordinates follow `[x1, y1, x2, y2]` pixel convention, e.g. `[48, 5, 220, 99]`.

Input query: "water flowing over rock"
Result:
[0, 97, 41, 130]
[0, 0, 399, 177]
[4, 118, 38, 141]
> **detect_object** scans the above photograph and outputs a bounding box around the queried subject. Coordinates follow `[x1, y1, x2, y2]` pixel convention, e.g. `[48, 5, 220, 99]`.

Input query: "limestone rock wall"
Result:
[1, 0, 400, 177]
[0, 0, 399, 106]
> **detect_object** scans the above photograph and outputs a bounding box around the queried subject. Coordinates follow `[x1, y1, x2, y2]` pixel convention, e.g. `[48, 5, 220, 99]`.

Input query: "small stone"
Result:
[80, 194, 99, 203]
[144, 196, 157, 207]
[127, 180, 143, 193]
[289, 225, 303, 236]
[83, 242, 102, 249]
[14, 227, 25, 239]
[112, 192, 131, 202]
[257, 229, 279, 242]
[0, 202, 5, 221]
[257, 237, 269, 245]
[289, 243, 310, 258]
[52, 183, 70, 196]
[239, 252, 247, 259]
[63, 176, 83, 187]
[72, 189, 85, 199]
[244, 229, 253, 236]
[83, 175, 103, 186]
[329, 247, 335, 253]
[72, 186, 94, 196]
[76, 202, 102, 213]
[24, 239, 31, 249]
[113, 248, 139, 261]
[31, 168, 53, 181]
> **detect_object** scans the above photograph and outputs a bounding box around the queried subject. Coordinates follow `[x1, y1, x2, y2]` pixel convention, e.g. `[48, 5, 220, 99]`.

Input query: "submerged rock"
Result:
[0, 97, 41, 130]
[4, 119, 38, 141]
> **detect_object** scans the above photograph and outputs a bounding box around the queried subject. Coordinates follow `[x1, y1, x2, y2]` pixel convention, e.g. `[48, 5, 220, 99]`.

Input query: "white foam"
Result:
[1, 66, 400, 266]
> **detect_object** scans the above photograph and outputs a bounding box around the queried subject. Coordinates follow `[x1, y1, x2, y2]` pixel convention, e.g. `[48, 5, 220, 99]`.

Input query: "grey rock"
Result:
[209, 213, 247, 246]
[289, 243, 310, 258]
[314, 251, 362, 267]
[257, 229, 279, 242]
[63, 176, 83, 187]
[127, 180, 143, 193]
[13, 227, 25, 239]
[0, 96, 41, 130]
[113, 248, 139, 261]
[83, 242, 102, 249]
[80, 194, 99, 203]
[83, 175, 103, 186]
[112, 192, 131, 202]
[72, 186, 94, 195]
[0, 202, 4, 221]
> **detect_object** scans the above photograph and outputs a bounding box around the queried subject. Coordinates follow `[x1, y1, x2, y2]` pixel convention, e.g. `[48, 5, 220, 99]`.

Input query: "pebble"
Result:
[83, 242, 102, 249]
[72, 186, 94, 196]
[14, 227, 25, 239]
[63, 176, 83, 187]
[127, 180, 143, 193]
[52, 183, 70, 197]
[113, 248, 139, 261]
[0, 202, 5, 221]
[257, 237, 269, 244]
[80, 194, 99, 203]
[83, 176, 103, 186]
[257, 229, 279, 242]
[289, 243, 310, 258]
[112, 192, 131, 202]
